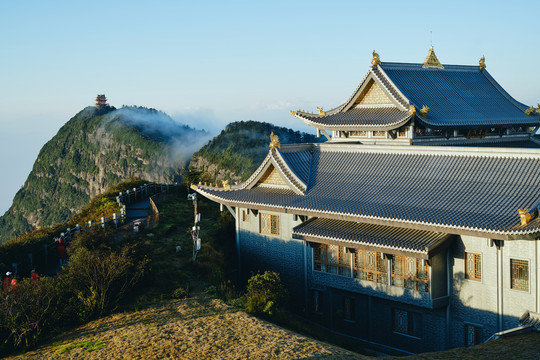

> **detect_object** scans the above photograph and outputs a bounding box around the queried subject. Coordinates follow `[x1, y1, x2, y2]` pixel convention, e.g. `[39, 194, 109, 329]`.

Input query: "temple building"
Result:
[95, 94, 108, 108]
[192, 48, 540, 354]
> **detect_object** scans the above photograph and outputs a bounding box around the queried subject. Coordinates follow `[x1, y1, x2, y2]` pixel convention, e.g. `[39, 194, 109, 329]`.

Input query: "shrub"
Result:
[245, 271, 287, 315]
[172, 284, 190, 299]
[63, 244, 148, 320]
[0, 277, 67, 349]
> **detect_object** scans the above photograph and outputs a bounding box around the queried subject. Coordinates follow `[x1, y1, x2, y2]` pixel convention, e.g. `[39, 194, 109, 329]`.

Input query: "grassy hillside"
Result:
[0, 106, 209, 243]
[190, 120, 322, 185]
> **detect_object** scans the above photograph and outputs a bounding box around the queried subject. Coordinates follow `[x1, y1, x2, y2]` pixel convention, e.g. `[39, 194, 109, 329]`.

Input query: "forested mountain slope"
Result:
[190, 121, 322, 185]
[0, 106, 209, 243]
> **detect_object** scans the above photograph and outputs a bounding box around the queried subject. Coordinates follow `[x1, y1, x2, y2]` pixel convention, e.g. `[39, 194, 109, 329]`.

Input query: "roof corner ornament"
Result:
[269, 132, 281, 150]
[518, 208, 532, 226]
[422, 46, 444, 69]
[371, 50, 381, 66]
[289, 110, 296, 116]
[409, 105, 417, 116]
[419, 105, 430, 117]
[316, 107, 326, 116]
[222, 180, 231, 190]
[525, 106, 536, 116]
[479, 55, 486, 69]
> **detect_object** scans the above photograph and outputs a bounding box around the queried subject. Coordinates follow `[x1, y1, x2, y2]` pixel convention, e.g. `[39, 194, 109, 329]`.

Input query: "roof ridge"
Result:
[314, 143, 540, 159]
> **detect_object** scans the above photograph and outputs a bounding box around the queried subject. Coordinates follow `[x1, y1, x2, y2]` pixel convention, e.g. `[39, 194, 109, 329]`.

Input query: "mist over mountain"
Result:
[0, 105, 211, 243]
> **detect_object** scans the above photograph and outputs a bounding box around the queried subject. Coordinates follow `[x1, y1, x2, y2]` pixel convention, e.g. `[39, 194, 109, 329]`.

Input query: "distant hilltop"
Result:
[0, 105, 209, 243]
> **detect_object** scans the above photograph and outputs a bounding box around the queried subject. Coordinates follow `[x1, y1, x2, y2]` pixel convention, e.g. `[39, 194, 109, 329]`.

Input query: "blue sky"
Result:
[1, 0, 539, 214]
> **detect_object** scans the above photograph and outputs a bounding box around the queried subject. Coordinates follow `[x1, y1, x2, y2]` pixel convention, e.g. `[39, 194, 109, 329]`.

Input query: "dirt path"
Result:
[8, 292, 369, 360]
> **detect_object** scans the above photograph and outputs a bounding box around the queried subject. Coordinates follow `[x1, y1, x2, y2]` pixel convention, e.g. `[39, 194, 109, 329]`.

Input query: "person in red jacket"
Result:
[57, 238, 67, 266]
[31, 269, 39, 282]
[3, 272, 12, 293]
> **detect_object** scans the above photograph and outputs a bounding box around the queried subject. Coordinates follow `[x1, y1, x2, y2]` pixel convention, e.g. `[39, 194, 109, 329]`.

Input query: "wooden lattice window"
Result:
[398, 128, 407, 137]
[465, 252, 481, 281]
[313, 244, 351, 277]
[391, 256, 429, 292]
[242, 210, 250, 222]
[349, 131, 367, 137]
[354, 250, 387, 284]
[259, 213, 279, 235]
[465, 324, 482, 346]
[511, 259, 529, 291]
[373, 130, 386, 137]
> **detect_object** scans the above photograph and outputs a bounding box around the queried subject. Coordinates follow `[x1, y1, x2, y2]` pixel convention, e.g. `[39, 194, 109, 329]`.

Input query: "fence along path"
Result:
[10, 182, 175, 276]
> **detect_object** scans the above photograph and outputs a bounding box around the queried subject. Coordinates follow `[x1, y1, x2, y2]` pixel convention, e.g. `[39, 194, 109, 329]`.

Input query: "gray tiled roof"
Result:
[292, 217, 451, 258]
[295, 107, 412, 130]
[195, 144, 540, 237]
[292, 62, 540, 131]
[379, 62, 540, 129]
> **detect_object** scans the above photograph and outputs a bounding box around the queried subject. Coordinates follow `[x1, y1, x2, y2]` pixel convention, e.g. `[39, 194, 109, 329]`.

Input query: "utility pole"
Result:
[188, 192, 201, 260]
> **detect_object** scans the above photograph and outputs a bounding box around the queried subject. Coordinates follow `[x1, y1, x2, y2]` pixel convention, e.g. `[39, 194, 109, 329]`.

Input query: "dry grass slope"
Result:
[7, 292, 368, 360]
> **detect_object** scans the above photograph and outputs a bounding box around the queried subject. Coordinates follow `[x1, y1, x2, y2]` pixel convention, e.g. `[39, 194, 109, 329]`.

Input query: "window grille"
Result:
[393, 309, 422, 337]
[343, 297, 355, 321]
[398, 128, 407, 137]
[465, 252, 481, 281]
[312, 290, 321, 313]
[393, 309, 408, 334]
[391, 256, 429, 292]
[242, 210, 250, 222]
[373, 130, 386, 137]
[354, 250, 387, 284]
[259, 213, 279, 235]
[313, 244, 351, 276]
[511, 259, 529, 291]
[349, 131, 367, 137]
[465, 324, 481, 346]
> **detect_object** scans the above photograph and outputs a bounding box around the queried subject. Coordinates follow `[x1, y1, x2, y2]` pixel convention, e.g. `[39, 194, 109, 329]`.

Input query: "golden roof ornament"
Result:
[269, 132, 281, 150]
[479, 55, 486, 69]
[525, 106, 535, 116]
[518, 208, 532, 226]
[419, 105, 430, 117]
[371, 50, 381, 66]
[422, 46, 444, 69]
[222, 180, 231, 190]
[317, 107, 326, 116]
[409, 105, 417, 116]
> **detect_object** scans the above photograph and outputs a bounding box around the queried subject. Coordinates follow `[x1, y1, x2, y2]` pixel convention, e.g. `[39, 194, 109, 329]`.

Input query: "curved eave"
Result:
[292, 111, 413, 131]
[190, 185, 540, 240]
[415, 114, 540, 130]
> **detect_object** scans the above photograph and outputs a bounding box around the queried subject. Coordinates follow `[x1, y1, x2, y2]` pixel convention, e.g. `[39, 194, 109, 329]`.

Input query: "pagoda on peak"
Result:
[290, 48, 540, 147]
[95, 94, 108, 109]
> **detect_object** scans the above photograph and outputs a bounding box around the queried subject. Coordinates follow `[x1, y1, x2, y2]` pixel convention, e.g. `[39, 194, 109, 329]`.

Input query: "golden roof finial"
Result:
[371, 50, 381, 66]
[479, 55, 486, 69]
[317, 107, 326, 116]
[518, 208, 532, 226]
[525, 106, 535, 116]
[419, 105, 430, 117]
[422, 46, 444, 69]
[409, 105, 417, 115]
[269, 132, 281, 150]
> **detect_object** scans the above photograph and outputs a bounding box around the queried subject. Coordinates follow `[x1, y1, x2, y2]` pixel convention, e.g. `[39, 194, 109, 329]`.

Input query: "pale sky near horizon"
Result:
[1, 0, 540, 215]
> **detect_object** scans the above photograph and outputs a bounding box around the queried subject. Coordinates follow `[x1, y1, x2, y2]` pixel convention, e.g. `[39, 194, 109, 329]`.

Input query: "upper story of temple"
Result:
[290, 47, 540, 147]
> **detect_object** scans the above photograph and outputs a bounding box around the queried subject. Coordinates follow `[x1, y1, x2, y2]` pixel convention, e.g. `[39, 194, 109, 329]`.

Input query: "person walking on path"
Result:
[57, 238, 68, 267]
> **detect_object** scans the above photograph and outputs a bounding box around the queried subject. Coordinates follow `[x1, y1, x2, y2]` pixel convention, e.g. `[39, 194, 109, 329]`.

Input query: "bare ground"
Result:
[7, 292, 368, 360]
